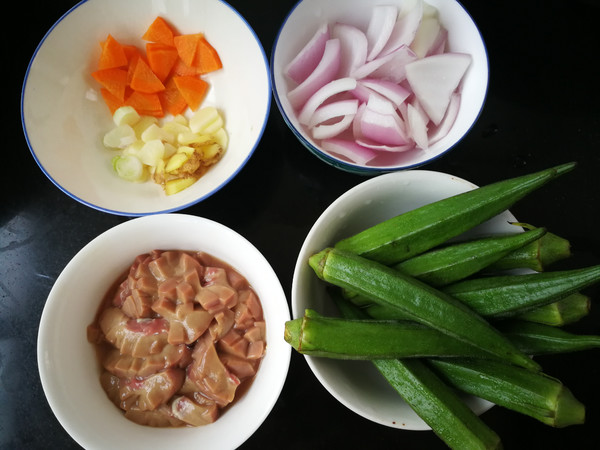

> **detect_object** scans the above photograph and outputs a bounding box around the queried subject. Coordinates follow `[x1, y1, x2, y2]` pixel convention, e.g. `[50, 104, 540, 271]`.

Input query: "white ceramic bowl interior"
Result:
[271, 0, 488, 174]
[22, 0, 271, 216]
[38, 214, 291, 450]
[292, 170, 522, 429]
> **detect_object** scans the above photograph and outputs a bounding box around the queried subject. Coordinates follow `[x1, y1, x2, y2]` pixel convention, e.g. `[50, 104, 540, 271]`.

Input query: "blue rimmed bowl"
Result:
[22, 0, 270, 216]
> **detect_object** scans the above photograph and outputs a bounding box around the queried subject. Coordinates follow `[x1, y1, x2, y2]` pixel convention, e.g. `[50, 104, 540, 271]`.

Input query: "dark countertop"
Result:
[3, 0, 599, 448]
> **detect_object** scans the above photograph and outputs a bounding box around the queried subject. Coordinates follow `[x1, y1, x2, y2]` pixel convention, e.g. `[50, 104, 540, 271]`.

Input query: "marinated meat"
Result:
[99, 307, 170, 357]
[125, 404, 187, 427]
[102, 344, 191, 378]
[171, 395, 219, 426]
[88, 250, 266, 428]
[118, 368, 185, 411]
[187, 334, 240, 406]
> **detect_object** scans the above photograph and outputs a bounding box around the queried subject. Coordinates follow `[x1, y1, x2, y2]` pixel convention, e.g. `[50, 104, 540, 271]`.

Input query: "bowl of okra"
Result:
[290, 163, 590, 433]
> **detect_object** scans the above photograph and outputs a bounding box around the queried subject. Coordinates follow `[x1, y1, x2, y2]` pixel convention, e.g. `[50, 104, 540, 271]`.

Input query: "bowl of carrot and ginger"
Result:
[22, 0, 271, 216]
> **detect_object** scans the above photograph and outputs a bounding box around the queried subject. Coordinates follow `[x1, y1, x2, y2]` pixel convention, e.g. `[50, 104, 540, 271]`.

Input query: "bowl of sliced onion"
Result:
[22, 0, 270, 216]
[271, 0, 488, 174]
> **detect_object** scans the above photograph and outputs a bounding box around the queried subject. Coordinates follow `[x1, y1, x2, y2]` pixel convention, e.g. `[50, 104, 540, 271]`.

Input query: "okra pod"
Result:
[364, 293, 591, 327]
[335, 295, 501, 450]
[309, 247, 540, 371]
[515, 293, 590, 326]
[442, 265, 600, 317]
[428, 358, 585, 428]
[498, 321, 600, 355]
[393, 227, 547, 287]
[487, 231, 571, 272]
[284, 311, 494, 359]
[334, 163, 576, 265]
[336, 296, 584, 431]
[373, 359, 503, 449]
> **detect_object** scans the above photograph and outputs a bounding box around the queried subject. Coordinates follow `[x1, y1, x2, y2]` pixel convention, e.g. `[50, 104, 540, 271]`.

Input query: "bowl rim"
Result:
[37, 213, 291, 448]
[20, 0, 272, 217]
[270, 0, 489, 174]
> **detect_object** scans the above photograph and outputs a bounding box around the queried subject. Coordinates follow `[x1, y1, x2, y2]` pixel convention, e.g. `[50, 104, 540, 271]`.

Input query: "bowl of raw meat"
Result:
[37, 214, 291, 449]
[21, 0, 270, 216]
[271, 0, 488, 174]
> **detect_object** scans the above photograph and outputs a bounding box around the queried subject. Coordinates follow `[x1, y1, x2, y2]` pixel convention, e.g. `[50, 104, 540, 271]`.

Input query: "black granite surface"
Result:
[3, 1, 599, 448]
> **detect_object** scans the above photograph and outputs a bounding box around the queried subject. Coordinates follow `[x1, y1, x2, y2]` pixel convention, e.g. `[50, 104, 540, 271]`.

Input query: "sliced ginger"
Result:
[105, 106, 227, 195]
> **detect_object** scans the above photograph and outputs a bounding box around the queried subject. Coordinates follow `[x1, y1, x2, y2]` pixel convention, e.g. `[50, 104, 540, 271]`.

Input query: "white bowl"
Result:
[22, 0, 270, 216]
[38, 214, 291, 449]
[271, 0, 488, 174]
[291, 170, 522, 429]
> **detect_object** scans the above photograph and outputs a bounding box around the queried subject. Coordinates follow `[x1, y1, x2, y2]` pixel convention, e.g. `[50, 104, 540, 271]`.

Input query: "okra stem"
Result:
[334, 163, 576, 265]
[428, 358, 585, 428]
[487, 231, 571, 272]
[442, 265, 600, 317]
[515, 293, 590, 326]
[309, 248, 540, 371]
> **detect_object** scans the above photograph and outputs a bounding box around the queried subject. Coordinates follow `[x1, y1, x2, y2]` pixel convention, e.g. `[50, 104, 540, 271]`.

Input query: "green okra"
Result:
[335, 295, 501, 450]
[364, 292, 591, 326]
[284, 308, 600, 359]
[487, 231, 571, 272]
[442, 265, 600, 317]
[498, 320, 600, 355]
[334, 163, 576, 265]
[373, 359, 503, 449]
[284, 311, 494, 359]
[309, 247, 540, 371]
[392, 227, 547, 287]
[428, 358, 585, 428]
[515, 293, 590, 326]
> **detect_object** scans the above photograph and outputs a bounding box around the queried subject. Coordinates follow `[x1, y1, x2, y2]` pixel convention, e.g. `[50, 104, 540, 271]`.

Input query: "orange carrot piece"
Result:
[194, 36, 223, 74]
[173, 33, 202, 67]
[98, 34, 128, 70]
[160, 76, 188, 116]
[123, 44, 143, 63]
[129, 57, 165, 93]
[92, 68, 128, 101]
[126, 52, 144, 85]
[142, 16, 176, 46]
[170, 58, 198, 77]
[146, 43, 179, 82]
[100, 88, 125, 114]
[173, 75, 209, 111]
[125, 91, 163, 117]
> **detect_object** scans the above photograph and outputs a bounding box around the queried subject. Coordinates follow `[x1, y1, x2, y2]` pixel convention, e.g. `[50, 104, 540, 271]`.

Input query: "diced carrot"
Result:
[170, 58, 198, 77]
[125, 91, 163, 117]
[126, 52, 143, 85]
[98, 34, 128, 70]
[91, 68, 128, 101]
[123, 44, 143, 63]
[173, 33, 202, 67]
[194, 36, 223, 74]
[173, 76, 209, 111]
[129, 58, 165, 93]
[142, 16, 176, 46]
[146, 43, 179, 82]
[100, 88, 125, 114]
[159, 77, 188, 116]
